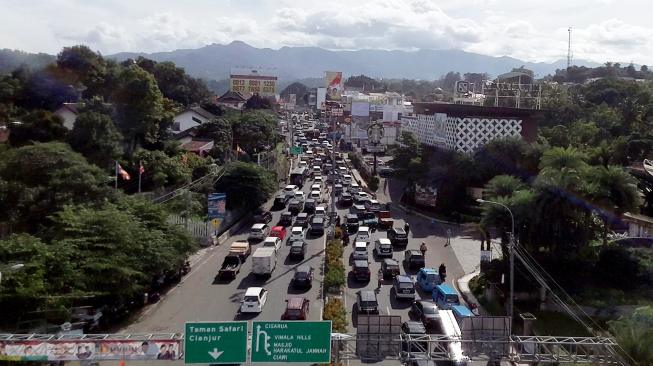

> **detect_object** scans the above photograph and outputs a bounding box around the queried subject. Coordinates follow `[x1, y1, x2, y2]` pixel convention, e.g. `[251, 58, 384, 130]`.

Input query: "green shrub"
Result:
[323, 298, 348, 332]
[324, 264, 345, 289]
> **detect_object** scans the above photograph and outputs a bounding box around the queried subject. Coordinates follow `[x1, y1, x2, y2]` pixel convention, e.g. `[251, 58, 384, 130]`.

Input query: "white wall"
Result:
[173, 111, 211, 133]
[55, 108, 78, 130]
[317, 88, 327, 111]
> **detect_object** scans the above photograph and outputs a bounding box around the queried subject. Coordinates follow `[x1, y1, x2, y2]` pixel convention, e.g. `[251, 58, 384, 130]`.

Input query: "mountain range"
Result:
[2, 41, 601, 86]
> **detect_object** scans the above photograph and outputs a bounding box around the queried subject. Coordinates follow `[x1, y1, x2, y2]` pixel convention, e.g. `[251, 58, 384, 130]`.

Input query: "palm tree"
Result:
[608, 306, 653, 365]
[585, 165, 641, 245]
[485, 175, 525, 199]
[539, 146, 588, 177]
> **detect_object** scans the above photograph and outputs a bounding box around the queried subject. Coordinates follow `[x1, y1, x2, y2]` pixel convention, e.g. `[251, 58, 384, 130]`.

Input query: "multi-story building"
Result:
[401, 103, 538, 153]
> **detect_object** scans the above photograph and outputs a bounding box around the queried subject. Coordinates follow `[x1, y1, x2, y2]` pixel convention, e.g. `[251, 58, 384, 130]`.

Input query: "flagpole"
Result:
[114, 161, 118, 189]
[138, 160, 142, 193]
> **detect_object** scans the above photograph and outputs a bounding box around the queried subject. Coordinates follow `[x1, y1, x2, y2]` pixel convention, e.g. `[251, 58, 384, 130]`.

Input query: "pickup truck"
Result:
[218, 254, 243, 279]
[358, 211, 378, 229]
[229, 241, 251, 260]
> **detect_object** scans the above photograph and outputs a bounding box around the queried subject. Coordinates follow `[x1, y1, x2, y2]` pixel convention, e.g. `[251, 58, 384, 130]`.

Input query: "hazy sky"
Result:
[1, 0, 652, 64]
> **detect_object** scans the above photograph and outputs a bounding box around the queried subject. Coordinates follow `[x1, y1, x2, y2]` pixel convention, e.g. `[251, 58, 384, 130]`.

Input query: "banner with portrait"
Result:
[325, 71, 343, 101]
[0, 340, 181, 361]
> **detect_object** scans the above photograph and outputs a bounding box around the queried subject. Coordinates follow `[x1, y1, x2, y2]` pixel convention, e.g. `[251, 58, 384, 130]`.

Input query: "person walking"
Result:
[404, 222, 410, 235]
[420, 242, 427, 258]
[377, 269, 383, 291]
[438, 263, 447, 282]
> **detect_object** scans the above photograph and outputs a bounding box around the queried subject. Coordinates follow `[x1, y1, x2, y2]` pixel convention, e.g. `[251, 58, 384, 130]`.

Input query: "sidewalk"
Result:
[456, 271, 488, 315]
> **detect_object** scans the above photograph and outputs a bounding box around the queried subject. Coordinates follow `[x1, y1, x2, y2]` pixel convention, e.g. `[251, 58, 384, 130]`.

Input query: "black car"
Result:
[310, 217, 325, 236]
[401, 321, 427, 353]
[404, 250, 425, 270]
[289, 240, 307, 260]
[273, 194, 290, 208]
[381, 258, 400, 279]
[356, 290, 379, 314]
[295, 212, 311, 227]
[279, 211, 293, 226]
[339, 192, 354, 206]
[292, 265, 314, 289]
[352, 260, 371, 282]
[253, 209, 273, 224]
[345, 214, 360, 232]
[288, 199, 304, 215]
[388, 227, 409, 246]
[409, 300, 440, 329]
[304, 199, 316, 214]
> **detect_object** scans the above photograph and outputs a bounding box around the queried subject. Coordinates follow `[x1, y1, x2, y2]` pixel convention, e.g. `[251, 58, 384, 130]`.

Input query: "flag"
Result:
[116, 162, 131, 180]
[139, 161, 145, 175]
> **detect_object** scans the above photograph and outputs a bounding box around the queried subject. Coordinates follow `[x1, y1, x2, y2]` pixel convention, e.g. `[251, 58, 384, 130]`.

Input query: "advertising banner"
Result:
[207, 193, 227, 220]
[325, 71, 343, 101]
[351, 101, 370, 117]
[0, 340, 181, 362]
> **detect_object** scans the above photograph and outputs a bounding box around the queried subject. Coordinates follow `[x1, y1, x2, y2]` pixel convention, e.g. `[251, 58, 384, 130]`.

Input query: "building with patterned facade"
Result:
[400, 103, 538, 153]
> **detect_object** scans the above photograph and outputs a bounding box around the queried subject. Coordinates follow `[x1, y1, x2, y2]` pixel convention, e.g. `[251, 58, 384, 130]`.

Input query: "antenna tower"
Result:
[567, 27, 573, 69]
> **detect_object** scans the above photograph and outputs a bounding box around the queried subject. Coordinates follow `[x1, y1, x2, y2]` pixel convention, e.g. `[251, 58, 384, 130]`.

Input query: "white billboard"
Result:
[351, 101, 370, 117]
[317, 87, 327, 111]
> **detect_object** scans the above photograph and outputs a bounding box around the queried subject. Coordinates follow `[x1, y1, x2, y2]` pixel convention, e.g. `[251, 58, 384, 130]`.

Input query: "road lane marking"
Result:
[386, 306, 390, 315]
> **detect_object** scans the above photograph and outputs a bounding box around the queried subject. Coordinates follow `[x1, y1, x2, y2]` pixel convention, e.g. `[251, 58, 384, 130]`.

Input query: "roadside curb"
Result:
[455, 271, 486, 315]
[396, 201, 459, 226]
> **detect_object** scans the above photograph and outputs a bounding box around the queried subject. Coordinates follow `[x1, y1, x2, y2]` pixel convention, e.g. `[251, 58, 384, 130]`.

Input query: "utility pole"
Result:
[567, 27, 573, 70]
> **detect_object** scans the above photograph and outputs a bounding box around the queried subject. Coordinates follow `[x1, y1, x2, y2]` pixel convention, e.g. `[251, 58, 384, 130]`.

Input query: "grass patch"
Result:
[532, 310, 592, 336]
[468, 274, 505, 316]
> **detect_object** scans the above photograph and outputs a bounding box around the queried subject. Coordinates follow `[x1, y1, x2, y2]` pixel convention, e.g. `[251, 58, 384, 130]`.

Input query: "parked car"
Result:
[240, 287, 268, 314]
[310, 216, 325, 236]
[248, 223, 270, 241]
[295, 212, 311, 227]
[279, 211, 294, 226]
[356, 290, 379, 314]
[393, 275, 416, 300]
[292, 265, 314, 289]
[381, 258, 400, 279]
[352, 260, 371, 282]
[409, 300, 440, 329]
[281, 297, 310, 320]
[374, 238, 393, 257]
[289, 240, 307, 260]
[404, 249, 425, 269]
[388, 227, 409, 246]
[253, 209, 273, 224]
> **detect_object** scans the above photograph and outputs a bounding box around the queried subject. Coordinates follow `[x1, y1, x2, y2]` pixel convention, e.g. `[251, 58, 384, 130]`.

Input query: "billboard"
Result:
[351, 101, 370, 117]
[316, 87, 327, 110]
[0, 340, 181, 362]
[325, 71, 343, 101]
[230, 68, 277, 96]
[207, 193, 226, 220]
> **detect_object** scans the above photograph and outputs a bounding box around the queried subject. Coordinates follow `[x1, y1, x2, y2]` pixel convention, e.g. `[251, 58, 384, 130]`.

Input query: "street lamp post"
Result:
[476, 198, 515, 332]
[0, 263, 25, 286]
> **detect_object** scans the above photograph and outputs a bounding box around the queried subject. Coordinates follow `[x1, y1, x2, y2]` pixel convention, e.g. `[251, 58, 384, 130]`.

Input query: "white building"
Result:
[54, 103, 82, 130]
[172, 106, 217, 133]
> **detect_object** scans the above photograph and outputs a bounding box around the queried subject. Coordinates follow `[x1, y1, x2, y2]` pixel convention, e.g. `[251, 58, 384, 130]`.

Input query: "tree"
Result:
[539, 146, 588, 178]
[141, 59, 210, 106]
[388, 131, 421, 177]
[280, 82, 309, 104]
[474, 137, 533, 182]
[608, 306, 653, 365]
[112, 65, 167, 152]
[244, 94, 272, 110]
[214, 162, 276, 210]
[56, 45, 108, 98]
[197, 117, 234, 163]
[8, 110, 67, 147]
[0, 142, 114, 232]
[67, 112, 123, 169]
[585, 165, 641, 245]
[132, 149, 192, 191]
[485, 175, 525, 198]
[233, 111, 279, 154]
[463, 72, 489, 86]
[14, 68, 80, 111]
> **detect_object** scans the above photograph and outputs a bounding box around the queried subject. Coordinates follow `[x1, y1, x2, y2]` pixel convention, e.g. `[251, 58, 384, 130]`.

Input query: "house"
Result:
[54, 103, 83, 129]
[180, 139, 214, 157]
[172, 106, 217, 133]
[216, 90, 248, 110]
[622, 212, 653, 238]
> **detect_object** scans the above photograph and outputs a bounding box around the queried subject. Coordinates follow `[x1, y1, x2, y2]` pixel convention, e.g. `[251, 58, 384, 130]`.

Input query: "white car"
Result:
[374, 238, 393, 257]
[283, 185, 299, 198]
[294, 191, 306, 201]
[315, 206, 327, 217]
[298, 161, 308, 169]
[353, 242, 369, 261]
[311, 183, 322, 191]
[248, 223, 270, 241]
[240, 287, 268, 313]
[263, 236, 282, 251]
[366, 199, 382, 212]
[314, 176, 324, 186]
[288, 226, 305, 242]
[354, 191, 370, 203]
[356, 226, 371, 244]
[309, 190, 322, 202]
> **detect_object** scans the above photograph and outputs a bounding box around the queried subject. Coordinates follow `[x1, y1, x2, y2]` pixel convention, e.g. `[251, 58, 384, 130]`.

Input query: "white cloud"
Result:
[0, 0, 651, 65]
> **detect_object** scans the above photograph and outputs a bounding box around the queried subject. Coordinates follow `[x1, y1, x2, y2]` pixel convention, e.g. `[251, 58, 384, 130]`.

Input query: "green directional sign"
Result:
[290, 146, 302, 155]
[251, 321, 332, 363]
[184, 321, 247, 364]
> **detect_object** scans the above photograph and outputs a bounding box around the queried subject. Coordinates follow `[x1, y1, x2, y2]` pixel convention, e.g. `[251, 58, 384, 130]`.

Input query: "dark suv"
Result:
[295, 212, 311, 227]
[356, 290, 379, 314]
[310, 216, 325, 236]
[352, 260, 371, 282]
[404, 250, 425, 270]
[304, 199, 316, 214]
[279, 211, 293, 226]
[388, 227, 409, 246]
[340, 192, 354, 206]
[345, 214, 359, 232]
[289, 240, 307, 260]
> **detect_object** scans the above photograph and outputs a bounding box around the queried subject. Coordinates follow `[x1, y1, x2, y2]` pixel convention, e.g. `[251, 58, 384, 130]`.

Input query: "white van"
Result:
[310, 190, 322, 202]
[349, 182, 361, 194]
[343, 174, 352, 185]
[248, 223, 270, 241]
[356, 226, 371, 244]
